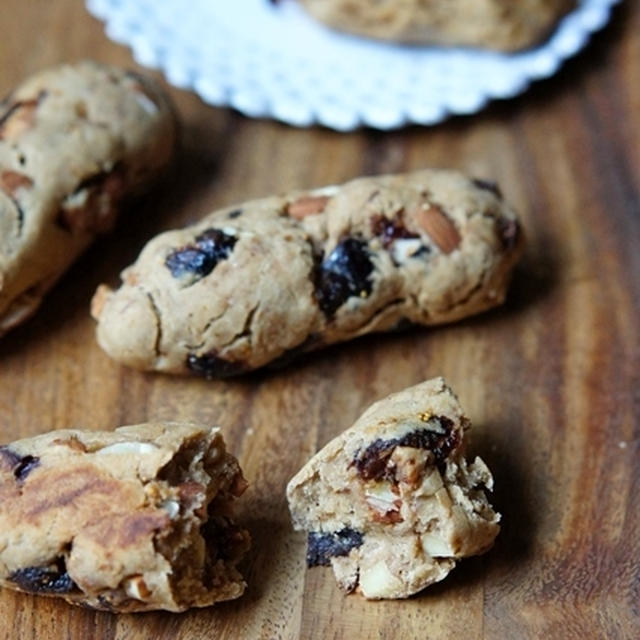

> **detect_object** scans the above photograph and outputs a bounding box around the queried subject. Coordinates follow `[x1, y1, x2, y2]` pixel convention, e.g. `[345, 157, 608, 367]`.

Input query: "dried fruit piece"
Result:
[307, 529, 364, 566]
[352, 417, 458, 480]
[370, 213, 418, 248]
[498, 218, 521, 250]
[10, 559, 77, 595]
[166, 228, 237, 283]
[415, 204, 461, 254]
[0, 447, 40, 482]
[315, 237, 374, 316]
[187, 352, 246, 379]
[472, 178, 503, 198]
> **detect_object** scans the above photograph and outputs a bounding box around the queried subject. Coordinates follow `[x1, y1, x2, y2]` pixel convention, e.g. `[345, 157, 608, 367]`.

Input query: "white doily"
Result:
[87, 0, 621, 130]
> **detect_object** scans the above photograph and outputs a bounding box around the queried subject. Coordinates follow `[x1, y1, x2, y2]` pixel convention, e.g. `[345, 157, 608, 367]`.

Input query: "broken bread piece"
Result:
[0, 423, 249, 612]
[286, 377, 499, 599]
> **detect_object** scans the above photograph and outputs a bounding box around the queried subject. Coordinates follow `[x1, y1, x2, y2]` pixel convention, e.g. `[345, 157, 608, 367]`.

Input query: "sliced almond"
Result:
[365, 483, 403, 523]
[123, 575, 151, 600]
[415, 204, 461, 254]
[390, 446, 429, 486]
[0, 99, 39, 140]
[90, 284, 113, 320]
[286, 195, 330, 220]
[0, 170, 33, 196]
[359, 561, 404, 599]
[421, 532, 455, 557]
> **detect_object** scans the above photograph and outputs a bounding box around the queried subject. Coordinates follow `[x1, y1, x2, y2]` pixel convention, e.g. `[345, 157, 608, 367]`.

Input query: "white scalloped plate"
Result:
[86, 0, 621, 131]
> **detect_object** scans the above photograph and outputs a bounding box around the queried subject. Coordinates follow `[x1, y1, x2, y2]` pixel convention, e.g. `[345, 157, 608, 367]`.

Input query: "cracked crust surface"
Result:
[92, 169, 523, 376]
[0, 423, 249, 612]
[0, 60, 177, 337]
[298, 0, 575, 51]
[286, 378, 500, 599]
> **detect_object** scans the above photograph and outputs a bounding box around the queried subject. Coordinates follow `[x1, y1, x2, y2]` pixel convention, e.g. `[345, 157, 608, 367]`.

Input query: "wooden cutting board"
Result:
[0, 2, 638, 638]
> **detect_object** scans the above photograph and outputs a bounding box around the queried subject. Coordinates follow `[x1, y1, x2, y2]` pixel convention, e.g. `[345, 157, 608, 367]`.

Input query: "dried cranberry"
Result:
[307, 528, 364, 567]
[187, 352, 246, 379]
[166, 228, 237, 281]
[352, 417, 459, 481]
[315, 238, 374, 317]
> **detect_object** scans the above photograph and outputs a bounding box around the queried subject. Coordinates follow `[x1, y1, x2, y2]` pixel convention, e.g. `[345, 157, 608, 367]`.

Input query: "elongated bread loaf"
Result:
[92, 169, 523, 377]
[0, 61, 176, 336]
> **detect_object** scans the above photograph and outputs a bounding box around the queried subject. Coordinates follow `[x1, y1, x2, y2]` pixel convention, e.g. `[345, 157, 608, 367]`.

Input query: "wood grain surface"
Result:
[0, 1, 638, 638]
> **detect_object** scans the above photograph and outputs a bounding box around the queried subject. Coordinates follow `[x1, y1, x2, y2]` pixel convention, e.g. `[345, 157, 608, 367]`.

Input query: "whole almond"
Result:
[286, 195, 330, 220]
[415, 204, 461, 254]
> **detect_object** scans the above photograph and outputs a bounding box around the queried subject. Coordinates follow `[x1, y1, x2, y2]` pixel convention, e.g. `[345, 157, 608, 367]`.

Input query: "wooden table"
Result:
[1, 2, 638, 638]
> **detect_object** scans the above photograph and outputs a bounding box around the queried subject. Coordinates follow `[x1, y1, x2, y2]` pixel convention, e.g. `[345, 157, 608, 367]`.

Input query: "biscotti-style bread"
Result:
[0, 61, 176, 337]
[297, 0, 574, 51]
[287, 378, 500, 599]
[0, 423, 249, 612]
[92, 169, 522, 377]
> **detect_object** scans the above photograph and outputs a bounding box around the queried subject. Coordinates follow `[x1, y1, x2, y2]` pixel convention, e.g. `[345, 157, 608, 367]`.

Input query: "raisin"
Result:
[370, 213, 418, 248]
[0, 447, 40, 482]
[14, 455, 39, 482]
[10, 558, 77, 594]
[166, 228, 237, 282]
[472, 178, 503, 199]
[307, 528, 364, 567]
[352, 417, 459, 481]
[315, 238, 374, 317]
[187, 353, 246, 379]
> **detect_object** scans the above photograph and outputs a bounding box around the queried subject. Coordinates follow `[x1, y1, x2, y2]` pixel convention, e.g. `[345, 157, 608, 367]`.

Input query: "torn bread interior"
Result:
[0, 422, 249, 612]
[286, 377, 499, 599]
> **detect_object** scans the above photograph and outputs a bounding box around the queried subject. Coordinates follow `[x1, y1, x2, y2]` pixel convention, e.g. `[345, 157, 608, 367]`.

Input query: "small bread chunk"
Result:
[0, 423, 249, 612]
[92, 169, 522, 377]
[0, 60, 176, 336]
[287, 378, 499, 599]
